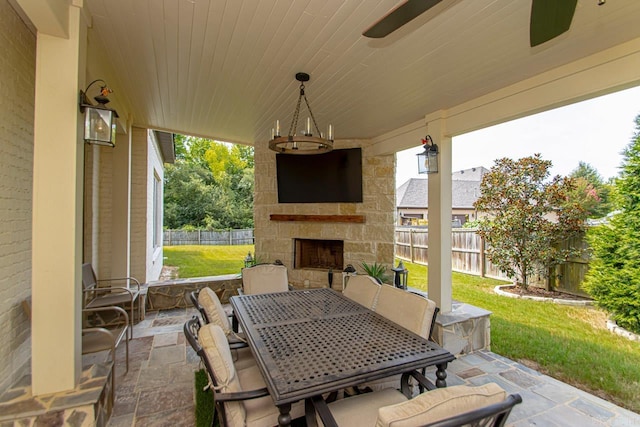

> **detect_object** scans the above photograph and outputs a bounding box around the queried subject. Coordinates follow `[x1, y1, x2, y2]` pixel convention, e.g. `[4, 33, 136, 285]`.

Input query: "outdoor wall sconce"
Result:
[79, 79, 119, 147]
[417, 135, 438, 174]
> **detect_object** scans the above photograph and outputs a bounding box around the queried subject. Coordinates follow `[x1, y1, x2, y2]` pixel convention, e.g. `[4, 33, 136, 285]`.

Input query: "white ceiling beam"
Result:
[14, 0, 78, 38]
[371, 36, 640, 156]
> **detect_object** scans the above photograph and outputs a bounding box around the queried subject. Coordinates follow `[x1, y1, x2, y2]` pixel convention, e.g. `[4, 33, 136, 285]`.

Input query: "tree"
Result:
[583, 114, 640, 334]
[164, 135, 254, 229]
[567, 162, 612, 218]
[474, 154, 587, 290]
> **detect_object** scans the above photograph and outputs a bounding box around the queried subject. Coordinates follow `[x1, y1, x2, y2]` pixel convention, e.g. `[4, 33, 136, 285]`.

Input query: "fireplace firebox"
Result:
[294, 239, 344, 270]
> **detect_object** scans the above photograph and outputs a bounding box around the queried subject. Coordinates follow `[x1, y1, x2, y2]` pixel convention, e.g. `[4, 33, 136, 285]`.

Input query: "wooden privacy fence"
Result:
[164, 229, 254, 246]
[395, 227, 590, 296]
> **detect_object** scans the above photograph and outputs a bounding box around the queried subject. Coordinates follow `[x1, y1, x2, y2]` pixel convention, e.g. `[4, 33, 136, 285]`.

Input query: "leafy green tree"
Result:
[583, 114, 640, 334]
[474, 154, 587, 290]
[567, 162, 612, 218]
[164, 135, 254, 230]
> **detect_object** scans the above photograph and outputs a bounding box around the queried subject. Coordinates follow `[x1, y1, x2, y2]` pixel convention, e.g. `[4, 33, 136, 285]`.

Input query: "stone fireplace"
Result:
[294, 238, 344, 270]
[253, 139, 396, 290]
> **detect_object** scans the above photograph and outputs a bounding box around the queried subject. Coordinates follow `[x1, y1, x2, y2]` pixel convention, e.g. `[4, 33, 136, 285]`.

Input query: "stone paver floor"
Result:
[103, 307, 640, 427]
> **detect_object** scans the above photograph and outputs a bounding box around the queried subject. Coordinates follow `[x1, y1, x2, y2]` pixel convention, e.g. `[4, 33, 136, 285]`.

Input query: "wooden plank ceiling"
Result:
[85, 0, 640, 145]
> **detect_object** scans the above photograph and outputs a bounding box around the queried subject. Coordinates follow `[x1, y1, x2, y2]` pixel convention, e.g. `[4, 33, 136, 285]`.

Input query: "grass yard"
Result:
[163, 244, 254, 278]
[403, 260, 640, 413]
[166, 245, 640, 413]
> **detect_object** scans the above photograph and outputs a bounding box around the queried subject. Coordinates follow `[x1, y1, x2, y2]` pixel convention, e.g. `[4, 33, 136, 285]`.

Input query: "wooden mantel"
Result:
[269, 214, 365, 223]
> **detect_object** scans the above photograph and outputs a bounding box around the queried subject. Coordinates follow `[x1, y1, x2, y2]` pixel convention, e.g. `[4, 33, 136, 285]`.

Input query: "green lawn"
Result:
[163, 244, 254, 278]
[166, 245, 640, 413]
[404, 260, 640, 413]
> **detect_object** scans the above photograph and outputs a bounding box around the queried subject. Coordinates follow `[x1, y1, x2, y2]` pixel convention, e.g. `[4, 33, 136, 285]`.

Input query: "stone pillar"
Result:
[427, 118, 453, 313]
[29, 2, 86, 394]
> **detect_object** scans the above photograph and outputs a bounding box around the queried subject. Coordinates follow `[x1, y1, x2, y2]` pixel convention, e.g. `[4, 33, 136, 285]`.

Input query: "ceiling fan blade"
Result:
[363, 0, 443, 38]
[530, 0, 578, 47]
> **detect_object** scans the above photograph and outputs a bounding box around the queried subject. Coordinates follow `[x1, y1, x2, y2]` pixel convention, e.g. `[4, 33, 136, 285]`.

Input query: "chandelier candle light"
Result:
[269, 72, 334, 155]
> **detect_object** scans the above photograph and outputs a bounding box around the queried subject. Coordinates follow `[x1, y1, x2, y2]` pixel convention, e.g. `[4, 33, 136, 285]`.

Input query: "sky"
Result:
[396, 86, 640, 187]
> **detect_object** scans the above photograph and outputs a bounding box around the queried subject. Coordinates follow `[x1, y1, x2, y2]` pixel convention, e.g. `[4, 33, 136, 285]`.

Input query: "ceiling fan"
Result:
[362, 0, 582, 47]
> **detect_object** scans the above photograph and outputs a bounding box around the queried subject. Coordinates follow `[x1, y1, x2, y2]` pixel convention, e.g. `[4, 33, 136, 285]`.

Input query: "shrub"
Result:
[582, 113, 640, 334]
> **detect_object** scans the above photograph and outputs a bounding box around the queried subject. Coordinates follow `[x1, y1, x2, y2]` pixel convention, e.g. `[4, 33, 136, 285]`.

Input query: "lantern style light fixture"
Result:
[417, 135, 438, 174]
[244, 252, 254, 268]
[79, 79, 119, 147]
[269, 72, 333, 155]
[391, 260, 409, 290]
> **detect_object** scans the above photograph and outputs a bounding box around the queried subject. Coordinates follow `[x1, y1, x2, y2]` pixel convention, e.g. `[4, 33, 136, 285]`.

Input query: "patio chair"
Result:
[183, 317, 305, 427]
[240, 262, 293, 295]
[306, 378, 522, 427]
[357, 285, 440, 393]
[22, 297, 129, 390]
[190, 288, 254, 369]
[82, 263, 141, 339]
[342, 275, 382, 309]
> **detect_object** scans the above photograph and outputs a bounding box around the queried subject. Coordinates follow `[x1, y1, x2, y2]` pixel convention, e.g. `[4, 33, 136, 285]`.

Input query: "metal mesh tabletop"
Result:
[237, 288, 367, 325]
[231, 288, 455, 404]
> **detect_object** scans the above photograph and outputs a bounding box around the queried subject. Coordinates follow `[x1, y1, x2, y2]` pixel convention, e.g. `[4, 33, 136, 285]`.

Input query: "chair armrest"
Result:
[96, 277, 141, 291]
[305, 395, 338, 427]
[84, 286, 137, 299]
[214, 387, 270, 402]
[424, 394, 523, 427]
[83, 305, 130, 326]
[400, 369, 436, 397]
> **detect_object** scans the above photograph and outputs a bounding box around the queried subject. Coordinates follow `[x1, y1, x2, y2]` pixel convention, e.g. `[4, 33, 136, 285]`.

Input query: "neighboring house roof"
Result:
[397, 167, 488, 209]
[452, 166, 489, 181]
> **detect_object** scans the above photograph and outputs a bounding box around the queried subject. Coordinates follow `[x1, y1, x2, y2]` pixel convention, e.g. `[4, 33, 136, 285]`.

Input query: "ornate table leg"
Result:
[278, 403, 292, 427]
[435, 362, 448, 388]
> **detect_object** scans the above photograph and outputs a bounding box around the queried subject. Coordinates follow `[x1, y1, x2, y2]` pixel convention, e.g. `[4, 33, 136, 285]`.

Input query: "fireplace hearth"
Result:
[294, 239, 344, 270]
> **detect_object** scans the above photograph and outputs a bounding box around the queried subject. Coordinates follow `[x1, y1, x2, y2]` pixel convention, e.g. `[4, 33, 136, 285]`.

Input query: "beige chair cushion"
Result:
[231, 346, 256, 371]
[238, 365, 305, 427]
[199, 287, 232, 334]
[321, 388, 407, 427]
[376, 384, 508, 427]
[343, 275, 382, 309]
[242, 264, 289, 295]
[199, 324, 246, 426]
[375, 285, 437, 337]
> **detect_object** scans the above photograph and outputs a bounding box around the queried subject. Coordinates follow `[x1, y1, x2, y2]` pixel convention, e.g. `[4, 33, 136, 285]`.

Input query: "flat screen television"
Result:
[276, 148, 363, 203]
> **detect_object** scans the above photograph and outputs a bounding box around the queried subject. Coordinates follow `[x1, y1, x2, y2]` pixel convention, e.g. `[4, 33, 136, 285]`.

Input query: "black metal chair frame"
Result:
[188, 289, 247, 346]
[306, 369, 522, 427]
[183, 316, 268, 427]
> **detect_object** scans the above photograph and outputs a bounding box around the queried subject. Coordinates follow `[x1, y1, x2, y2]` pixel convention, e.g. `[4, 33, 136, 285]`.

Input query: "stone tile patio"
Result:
[105, 307, 640, 427]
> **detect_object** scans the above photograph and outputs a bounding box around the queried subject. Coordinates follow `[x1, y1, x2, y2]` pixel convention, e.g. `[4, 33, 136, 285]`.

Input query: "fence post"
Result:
[229, 229, 232, 245]
[198, 229, 201, 245]
[409, 229, 415, 263]
[480, 235, 486, 277]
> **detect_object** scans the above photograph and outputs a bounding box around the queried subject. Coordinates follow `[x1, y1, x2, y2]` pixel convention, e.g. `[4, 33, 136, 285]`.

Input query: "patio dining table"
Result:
[230, 288, 456, 427]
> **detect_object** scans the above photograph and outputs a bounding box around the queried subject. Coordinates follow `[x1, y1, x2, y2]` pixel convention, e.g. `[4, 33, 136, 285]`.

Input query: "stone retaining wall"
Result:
[146, 274, 243, 311]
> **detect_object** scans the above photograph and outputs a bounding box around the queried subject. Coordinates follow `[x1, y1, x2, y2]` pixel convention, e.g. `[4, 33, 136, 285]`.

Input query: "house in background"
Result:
[397, 167, 489, 227]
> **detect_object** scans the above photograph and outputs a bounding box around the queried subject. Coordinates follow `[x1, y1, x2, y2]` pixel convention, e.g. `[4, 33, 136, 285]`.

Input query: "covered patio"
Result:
[3, 0, 640, 425]
[4, 305, 638, 426]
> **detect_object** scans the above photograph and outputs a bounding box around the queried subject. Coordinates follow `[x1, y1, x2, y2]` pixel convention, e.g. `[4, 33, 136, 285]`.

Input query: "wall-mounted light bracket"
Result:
[417, 135, 438, 174]
[79, 79, 119, 147]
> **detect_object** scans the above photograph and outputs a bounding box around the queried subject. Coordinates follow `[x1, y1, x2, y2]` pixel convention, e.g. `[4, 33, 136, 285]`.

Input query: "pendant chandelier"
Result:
[269, 72, 333, 155]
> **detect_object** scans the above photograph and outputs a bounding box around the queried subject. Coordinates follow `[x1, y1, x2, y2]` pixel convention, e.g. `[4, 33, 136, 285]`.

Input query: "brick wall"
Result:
[0, 0, 36, 394]
[254, 139, 396, 290]
[130, 127, 148, 282]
